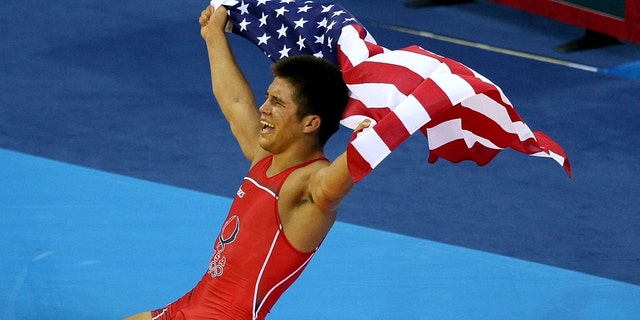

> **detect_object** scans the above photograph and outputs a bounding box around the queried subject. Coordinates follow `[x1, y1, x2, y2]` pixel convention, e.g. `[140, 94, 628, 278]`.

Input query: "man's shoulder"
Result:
[282, 158, 329, 191]
[296, 157, 330, 173]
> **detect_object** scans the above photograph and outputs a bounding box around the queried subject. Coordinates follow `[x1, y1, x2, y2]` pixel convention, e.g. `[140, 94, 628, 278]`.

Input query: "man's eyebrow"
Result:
[267, 92, 286, 105]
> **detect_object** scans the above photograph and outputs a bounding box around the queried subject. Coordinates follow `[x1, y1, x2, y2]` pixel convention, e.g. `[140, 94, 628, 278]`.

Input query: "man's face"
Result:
[258, 77, 305, 154]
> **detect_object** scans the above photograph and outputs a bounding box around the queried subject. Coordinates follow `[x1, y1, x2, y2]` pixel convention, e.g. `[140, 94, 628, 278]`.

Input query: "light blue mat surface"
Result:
[2, 149, 638, 319]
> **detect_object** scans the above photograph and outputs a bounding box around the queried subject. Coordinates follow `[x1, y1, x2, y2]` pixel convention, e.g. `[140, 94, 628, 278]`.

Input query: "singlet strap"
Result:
[248, 155, 329, 195]
[252, 155, 329, 178]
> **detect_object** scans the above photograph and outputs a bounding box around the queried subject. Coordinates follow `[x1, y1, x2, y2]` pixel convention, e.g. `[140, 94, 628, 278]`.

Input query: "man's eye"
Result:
[272, 97, 284, 107]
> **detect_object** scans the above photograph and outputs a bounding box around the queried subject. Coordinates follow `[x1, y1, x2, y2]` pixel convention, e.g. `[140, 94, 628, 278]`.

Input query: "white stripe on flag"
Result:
[393, 94, 432, 133]
[340, 115, 377, 129]
[461, 94, 536, 142]
[366, 50, 442, 79]
[468, 71, 513, 106]
[546, 150, 567, 164]
[351, 129, 391, 169]
[338, 25, 374, 68]
[427, 119, 500, 150]
[430, 71, 477, 107]
[348, 83, 407, 109]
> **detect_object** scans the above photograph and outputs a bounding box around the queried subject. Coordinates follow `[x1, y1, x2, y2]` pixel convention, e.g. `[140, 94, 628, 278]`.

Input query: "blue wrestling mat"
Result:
[2, 149, 639, 319]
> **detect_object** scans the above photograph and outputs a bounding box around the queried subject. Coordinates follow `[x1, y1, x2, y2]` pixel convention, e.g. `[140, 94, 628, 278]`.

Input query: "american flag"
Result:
[211, 0, 572, 182]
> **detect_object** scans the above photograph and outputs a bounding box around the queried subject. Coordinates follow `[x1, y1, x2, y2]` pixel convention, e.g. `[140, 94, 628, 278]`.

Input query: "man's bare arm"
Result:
[199, 6, 264, 162]
[310, 120, 371, 212]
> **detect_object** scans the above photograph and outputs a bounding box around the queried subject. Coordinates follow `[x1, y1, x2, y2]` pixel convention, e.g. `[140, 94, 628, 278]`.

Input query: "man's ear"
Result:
[302, 115, 321, 133]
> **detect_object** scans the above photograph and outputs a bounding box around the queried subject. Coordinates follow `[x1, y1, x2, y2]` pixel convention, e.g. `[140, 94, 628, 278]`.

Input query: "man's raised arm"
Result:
[310, 120, 371, 212]
[199, 6, 263, 161]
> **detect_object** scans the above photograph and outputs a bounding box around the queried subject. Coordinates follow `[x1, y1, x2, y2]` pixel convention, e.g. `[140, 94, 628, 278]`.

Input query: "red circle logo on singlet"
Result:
[207, 215, 240, 278]
[220, 215, 240, 245]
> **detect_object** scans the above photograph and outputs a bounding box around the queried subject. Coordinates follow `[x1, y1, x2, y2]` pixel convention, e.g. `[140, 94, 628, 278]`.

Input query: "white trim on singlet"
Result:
[152, 308, 167, 320]
[244, 177, 278, 199]
[252, 229, 315, 320]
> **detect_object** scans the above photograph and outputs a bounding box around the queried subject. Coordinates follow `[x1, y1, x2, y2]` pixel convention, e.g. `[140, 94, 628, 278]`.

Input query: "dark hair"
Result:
[271, 55, 349, 146]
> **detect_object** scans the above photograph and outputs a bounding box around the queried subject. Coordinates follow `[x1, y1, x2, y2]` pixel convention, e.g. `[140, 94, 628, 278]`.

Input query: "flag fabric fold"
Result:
[211, 0, 571, 182]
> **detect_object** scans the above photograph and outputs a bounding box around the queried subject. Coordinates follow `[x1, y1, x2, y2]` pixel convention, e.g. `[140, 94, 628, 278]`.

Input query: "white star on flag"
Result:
[276, 24, 288, 38]
[278, 45, 291, 58]
[258, 12, 268, 26]
[274, 6, 289, 17]
[257, 33, 270, 45]
[238, 1, 250, 14]
[296, 35, 306, 50]
[239, 18, 251, 31]
[293, 17, 308, 29]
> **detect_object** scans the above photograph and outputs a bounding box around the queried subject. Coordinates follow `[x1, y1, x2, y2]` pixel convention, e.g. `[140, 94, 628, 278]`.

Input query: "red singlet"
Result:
[152, 155, 328, 320]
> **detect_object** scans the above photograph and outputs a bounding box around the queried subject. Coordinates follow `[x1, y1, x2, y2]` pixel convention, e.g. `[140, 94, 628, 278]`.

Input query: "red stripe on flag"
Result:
[427, 96, 527, 150]
[427, 139, 501, 166]
[533, 131, 572, 177]
[341, 98, 392, 122]
[372, 112, 411, 151]
[343, 61, 425, 96]
[410, 78, 457, 119]
[346, 142, 374, 182]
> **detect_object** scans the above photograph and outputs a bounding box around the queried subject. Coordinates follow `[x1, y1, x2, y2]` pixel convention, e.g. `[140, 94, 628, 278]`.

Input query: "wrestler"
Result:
[124, 5, 369, 320]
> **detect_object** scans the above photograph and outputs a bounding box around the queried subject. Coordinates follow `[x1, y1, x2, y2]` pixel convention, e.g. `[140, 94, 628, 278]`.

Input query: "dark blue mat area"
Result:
[340, 0, 640, 69]
[1, 0, 639, 287]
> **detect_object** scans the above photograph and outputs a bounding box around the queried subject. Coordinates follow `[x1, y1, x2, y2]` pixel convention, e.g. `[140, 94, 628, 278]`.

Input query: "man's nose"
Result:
[259, 102, 271, 114]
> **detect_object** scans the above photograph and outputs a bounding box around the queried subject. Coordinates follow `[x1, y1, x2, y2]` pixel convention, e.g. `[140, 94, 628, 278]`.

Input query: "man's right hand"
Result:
[199, 6, 229, 42]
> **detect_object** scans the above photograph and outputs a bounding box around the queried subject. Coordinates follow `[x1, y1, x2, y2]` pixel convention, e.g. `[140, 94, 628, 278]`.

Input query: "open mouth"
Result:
[260, 120, 274, 133]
